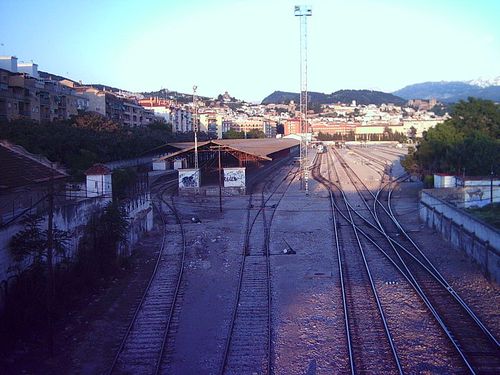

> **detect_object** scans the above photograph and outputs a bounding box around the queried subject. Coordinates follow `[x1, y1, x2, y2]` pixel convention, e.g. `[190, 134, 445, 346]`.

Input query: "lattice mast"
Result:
[294, 5, 312, 193]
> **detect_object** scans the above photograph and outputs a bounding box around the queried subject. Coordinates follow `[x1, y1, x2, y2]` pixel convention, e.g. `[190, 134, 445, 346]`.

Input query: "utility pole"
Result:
[294, 5, 312, 194]
[46, 168, 55, 357]
[218, 145, 223, 213]
[193, 85, 199, 171]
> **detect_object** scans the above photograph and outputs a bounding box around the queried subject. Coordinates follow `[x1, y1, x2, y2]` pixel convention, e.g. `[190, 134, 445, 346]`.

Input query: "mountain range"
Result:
[261, 90, 406, 106]
[40, 69, 499, 105]
[393, 77, 500, 103]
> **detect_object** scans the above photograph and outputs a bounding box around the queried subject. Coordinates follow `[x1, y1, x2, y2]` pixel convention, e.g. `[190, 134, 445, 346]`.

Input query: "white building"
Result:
[85, 164, 112, 198]
[17, 62, 39, 78]
[0, 56, 18, 73]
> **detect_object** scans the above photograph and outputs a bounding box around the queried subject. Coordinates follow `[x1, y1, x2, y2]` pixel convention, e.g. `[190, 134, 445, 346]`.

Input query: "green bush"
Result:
[423, 175, 434, 188]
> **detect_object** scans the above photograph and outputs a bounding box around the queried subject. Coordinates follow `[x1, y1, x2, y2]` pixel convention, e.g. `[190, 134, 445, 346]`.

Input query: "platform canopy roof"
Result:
[158, 138, 299, 162]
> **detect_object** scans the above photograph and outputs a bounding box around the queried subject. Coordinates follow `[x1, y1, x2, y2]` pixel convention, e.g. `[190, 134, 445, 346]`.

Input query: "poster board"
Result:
[224, 167, 245, 188]
[178, 169, 200, 189]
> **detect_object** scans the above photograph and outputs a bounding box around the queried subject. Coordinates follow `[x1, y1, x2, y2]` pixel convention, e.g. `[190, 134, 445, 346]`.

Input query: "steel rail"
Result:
[219, 162, 298, 375]
[311, 152, 355, 374]
[332, 148, 498, 372]
[321, 150, 405, 374]
[107, 198, 168, 375]
[334, 148, 480, 372]
[345, 145, 389, 171]
[154, 194, 188, 375]
[108, 181, 186, 375]
[372, 175, 499, 350]
[262, 166, 299, 375]
[319, 152, 473, 372]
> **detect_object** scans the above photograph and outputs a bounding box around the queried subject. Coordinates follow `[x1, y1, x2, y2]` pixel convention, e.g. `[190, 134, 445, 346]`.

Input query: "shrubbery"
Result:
[1, 202, 128, 349]
[406, 98, 499, 176]
[0, 113, 205, 177]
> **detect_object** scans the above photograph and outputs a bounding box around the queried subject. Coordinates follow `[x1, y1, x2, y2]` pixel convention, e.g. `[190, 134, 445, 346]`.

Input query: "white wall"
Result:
[17, 62, 39, 78]
[420, 190, 500, 282]
[0, 56, 18, 73]
[83, 92, 106, 115]
[434, 174, 456, 188]
[0, 196, 111, 283]
[1, 193, 153, 309]
[86, 174, 112, 197]
[420, 190, 499, 251]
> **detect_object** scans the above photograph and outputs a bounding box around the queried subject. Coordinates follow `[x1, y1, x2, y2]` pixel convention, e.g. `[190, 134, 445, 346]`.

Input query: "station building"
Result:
[153, 138, 299, 195]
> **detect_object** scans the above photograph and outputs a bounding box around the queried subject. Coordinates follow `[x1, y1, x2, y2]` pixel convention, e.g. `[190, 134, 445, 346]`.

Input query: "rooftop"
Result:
[85, 163, 112, 175]
[0, 141, 67, 190]
[162, 138, 299, 161]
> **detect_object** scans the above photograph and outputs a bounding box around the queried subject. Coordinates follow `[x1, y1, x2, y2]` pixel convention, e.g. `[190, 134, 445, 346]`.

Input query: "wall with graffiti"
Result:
[224, 168, 245, 188]
[178, 169, 200, 189]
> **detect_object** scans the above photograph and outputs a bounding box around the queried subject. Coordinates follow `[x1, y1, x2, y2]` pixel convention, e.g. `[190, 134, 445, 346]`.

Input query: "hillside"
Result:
[39, 70, 77, 83]
[38, 71, 203, 100]
[394, 81, 500, 103]
[140, 88, 211, 102]
[261, 89, 406, 106]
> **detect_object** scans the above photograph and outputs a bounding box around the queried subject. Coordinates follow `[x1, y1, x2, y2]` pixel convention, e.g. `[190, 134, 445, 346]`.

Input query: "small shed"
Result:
[85, 164, 112, 198]
[434, 173, 456, 188]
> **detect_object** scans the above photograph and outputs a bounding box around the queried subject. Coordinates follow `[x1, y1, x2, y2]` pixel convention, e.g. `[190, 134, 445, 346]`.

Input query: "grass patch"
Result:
[465, 203, 500, 229]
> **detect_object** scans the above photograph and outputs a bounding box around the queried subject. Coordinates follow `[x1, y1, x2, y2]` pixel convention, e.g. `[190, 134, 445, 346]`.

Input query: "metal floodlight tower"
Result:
[193, 85, 199, 171]
[295, 5, 311, 194]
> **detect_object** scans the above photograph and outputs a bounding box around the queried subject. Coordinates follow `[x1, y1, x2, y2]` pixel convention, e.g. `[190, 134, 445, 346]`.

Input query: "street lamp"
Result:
[193, 85, 199, 171]
[294, 5, 312, 194]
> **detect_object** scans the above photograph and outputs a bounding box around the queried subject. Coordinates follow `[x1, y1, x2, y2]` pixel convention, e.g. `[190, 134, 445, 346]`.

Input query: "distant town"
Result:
[0, 55, 446, 141]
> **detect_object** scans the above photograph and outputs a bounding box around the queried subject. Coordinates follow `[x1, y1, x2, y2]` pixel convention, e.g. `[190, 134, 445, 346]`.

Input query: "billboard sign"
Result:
[224, 168, 245, 188]
[178, 169, 200, 189]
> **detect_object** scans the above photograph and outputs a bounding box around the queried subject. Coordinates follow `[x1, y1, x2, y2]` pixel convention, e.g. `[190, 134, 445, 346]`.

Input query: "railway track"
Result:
[311, 152, 404, 374]
[345, 145, 390, 174]
[378, 177, 500, 373]
[219, 162, 298, 375]
[330, 147, 500, 373]
[108, 185, 187, 375]
[371, 145, 407, 157]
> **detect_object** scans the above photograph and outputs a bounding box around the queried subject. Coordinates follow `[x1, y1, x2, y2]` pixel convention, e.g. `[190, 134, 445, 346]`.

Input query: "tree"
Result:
[223, 129, 245, 139]
[0, 115, 179, 177]
[78, 202, 129, 276]
[317, 132, 335, 141]
[309, 102, 322, 114]
[73, 112, 119, 132]
[448, 97, 500, 139]
[408, 126, 417, 141]
[406, 98, 499, 176]
[247, 129, 265, 139]
[401, 146, 420, 175]
[382, 126, 393, 141]
[112, 168, 138, 200]
[10, 214, 70, 272]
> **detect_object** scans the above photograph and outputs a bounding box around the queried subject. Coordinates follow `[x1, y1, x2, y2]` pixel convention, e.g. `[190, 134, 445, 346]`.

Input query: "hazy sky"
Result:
[1, 0, 499, 101]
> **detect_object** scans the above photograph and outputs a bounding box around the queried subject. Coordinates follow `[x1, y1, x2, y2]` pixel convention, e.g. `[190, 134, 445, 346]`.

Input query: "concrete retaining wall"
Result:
[420, 190, 500, 282]
[0, 193, 153, 312]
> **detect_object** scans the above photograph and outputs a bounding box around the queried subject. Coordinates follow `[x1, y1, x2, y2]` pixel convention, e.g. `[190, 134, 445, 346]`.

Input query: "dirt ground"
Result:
[1, 150, 498, 374]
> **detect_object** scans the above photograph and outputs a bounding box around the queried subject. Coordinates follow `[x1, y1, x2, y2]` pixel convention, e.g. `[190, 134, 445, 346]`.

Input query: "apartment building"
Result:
[0, 56, 79, 122]
[283, 118, 301, 136]
[199, 111, 228, 138]
[76, 87, 155, 126]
